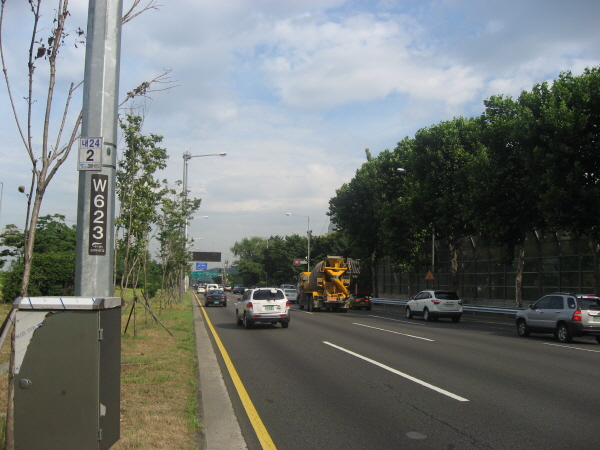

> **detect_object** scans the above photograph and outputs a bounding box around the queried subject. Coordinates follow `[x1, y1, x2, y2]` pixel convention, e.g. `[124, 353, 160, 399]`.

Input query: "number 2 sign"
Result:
[78, 137, 103, 171]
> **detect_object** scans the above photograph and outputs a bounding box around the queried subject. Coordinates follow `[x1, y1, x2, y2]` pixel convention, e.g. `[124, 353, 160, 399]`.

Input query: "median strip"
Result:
[323, 341, 469, 402]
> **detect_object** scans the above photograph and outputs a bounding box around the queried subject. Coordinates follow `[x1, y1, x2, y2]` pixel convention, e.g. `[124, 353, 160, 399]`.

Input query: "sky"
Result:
[1, 0, 599, 268]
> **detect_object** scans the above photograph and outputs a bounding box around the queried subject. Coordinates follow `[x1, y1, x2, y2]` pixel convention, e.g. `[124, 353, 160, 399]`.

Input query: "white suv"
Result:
[405, 290, 463, 322]
[236, 288, 290, 329]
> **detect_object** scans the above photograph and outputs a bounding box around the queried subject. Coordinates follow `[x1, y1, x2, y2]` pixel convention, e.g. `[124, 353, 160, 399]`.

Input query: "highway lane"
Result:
[201, 296, 600, 449]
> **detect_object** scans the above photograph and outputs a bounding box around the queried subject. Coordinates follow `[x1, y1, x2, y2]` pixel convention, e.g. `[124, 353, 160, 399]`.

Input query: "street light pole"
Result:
[180, 151, 226, 300]
[286, 213, 310, 271]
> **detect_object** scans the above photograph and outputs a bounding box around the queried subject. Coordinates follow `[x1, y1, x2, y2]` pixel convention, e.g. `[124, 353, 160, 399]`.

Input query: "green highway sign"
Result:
[191, 271, 219, 278]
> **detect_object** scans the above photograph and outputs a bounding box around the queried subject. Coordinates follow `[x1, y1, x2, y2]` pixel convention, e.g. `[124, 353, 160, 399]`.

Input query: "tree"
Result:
[155, 185, 201, 307]
[405, 117, 484, 294]
[468, 95, 544, 306]
[1, 214, 76, 302]
[519, 68, 600, 293]
[115, 114, 168, 303]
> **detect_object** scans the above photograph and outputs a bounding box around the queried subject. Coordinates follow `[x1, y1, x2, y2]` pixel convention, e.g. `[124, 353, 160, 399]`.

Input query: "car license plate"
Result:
[593, 316, 600, 322]
[265, 305, 274, 311]
[214, 301, 220, 304]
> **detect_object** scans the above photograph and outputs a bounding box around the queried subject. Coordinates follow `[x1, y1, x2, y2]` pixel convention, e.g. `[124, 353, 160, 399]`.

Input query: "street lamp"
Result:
[180, 151, 226, 300]
[286, 213, 310, 271]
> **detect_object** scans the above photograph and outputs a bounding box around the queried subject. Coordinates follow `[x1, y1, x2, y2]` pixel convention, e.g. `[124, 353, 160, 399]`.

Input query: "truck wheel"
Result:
[339, 308, 348, 313]
[299, 303, 305, 310]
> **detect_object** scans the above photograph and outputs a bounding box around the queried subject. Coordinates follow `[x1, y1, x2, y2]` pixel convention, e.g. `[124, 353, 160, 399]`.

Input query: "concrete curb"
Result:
[192, 299, 247, 450]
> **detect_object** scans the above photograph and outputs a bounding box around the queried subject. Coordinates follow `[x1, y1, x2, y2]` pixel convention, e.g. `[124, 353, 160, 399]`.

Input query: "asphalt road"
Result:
[200, 295, 600, 450]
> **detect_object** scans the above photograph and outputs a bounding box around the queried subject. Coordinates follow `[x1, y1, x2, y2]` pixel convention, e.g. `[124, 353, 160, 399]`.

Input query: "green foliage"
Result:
[2, 252, 75, 302]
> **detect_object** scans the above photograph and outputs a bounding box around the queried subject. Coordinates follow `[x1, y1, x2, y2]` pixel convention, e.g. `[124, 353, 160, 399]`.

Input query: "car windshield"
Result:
[435, 291, 460, 300]
[578, 297, 600, 310]
[253, 289, 285, 300]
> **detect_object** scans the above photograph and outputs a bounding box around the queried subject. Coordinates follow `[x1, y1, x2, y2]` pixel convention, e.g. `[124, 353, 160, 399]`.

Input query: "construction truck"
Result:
[297, 256, 360, 312]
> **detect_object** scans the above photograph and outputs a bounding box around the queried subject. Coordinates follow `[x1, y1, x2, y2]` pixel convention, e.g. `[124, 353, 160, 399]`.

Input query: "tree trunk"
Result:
[515, 243, 525, 308]
[448, 237, 460, 295]
[370, 250, 378, 298]
[20, 194, 42, 296]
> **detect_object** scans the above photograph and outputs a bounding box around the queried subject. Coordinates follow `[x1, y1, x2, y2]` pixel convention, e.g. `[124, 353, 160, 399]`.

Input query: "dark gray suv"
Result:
[515, 293, 600, 343]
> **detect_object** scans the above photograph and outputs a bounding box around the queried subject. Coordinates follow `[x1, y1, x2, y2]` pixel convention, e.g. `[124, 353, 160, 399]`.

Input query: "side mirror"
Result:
[236, 297, 242, 302]
[528, 304, 534, 310]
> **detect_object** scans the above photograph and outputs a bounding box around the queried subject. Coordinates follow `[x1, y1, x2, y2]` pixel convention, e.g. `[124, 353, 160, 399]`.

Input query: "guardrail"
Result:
[370, 298, 522, 317]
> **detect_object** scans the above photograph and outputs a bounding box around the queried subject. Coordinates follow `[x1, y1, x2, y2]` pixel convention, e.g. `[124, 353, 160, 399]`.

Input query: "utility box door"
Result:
[14, 306, 120, 450]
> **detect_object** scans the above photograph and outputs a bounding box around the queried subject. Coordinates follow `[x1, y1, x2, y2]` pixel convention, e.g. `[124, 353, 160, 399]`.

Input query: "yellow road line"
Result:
[194, 294, 277, 450]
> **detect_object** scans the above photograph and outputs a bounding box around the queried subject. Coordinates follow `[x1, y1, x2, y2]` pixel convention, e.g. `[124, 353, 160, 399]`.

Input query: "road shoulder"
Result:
[193, 298, 247, 450]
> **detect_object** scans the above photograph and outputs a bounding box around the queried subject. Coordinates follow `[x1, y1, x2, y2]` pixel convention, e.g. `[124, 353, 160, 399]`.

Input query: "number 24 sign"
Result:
[78, 137, 103, 171]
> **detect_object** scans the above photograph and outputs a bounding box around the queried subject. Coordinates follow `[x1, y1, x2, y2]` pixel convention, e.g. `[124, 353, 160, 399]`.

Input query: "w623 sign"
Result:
[89, 174, 108, 255]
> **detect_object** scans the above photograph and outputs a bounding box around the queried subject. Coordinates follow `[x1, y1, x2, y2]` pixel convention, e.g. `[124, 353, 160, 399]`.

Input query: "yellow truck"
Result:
[297, 256, 360, 312]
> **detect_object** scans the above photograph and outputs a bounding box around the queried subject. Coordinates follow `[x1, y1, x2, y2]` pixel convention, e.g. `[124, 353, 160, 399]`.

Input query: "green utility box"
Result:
[13, 297, 121, 450]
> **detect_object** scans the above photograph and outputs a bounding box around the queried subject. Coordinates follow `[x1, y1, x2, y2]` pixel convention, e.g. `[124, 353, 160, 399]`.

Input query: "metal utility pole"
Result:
[74, 0, 123, 297]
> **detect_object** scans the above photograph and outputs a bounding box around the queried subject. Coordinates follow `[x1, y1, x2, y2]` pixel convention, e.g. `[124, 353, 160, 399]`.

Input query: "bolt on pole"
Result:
[75, 0, 123, 297]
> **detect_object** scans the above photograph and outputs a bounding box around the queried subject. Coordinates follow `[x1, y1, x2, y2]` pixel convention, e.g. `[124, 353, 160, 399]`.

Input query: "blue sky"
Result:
[1, 0, 599, 268]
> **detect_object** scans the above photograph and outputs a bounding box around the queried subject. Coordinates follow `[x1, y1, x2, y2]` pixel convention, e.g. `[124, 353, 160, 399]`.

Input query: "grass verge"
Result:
[0, 291, 200, 450]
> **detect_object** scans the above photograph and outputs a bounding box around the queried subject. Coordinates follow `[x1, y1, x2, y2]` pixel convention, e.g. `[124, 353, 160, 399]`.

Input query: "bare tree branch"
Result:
[122, 0, 162, 25]
[120, 69, 178, 107]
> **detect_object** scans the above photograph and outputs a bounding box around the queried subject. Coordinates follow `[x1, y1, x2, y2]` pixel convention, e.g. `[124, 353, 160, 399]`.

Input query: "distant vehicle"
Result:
[197, 286, 206, 294]
[515, 293, 600, 343]
[205, 283, 219, 294]
[349, 294, 371, 310]
[235, 288, 290, 329]
[405, 290, 463, 322]
[205, 289, 227, 307]
[223, 285, 232, 292]
[233, 284, 245, 294]
[284, 289, 297, 303]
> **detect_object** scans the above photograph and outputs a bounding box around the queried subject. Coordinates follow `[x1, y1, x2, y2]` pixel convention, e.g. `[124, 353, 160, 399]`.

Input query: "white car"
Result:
[236, 288, 290, 329]
[197, 285, 206, 294]
[405, 290, 463, 322]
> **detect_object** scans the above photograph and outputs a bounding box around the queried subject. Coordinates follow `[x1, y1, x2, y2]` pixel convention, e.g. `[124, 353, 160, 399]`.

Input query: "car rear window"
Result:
[253, 289, 285, 300]
[578, 297, 600, 310]
[435, 291, 460, 300]
[285, 289, 296, 294]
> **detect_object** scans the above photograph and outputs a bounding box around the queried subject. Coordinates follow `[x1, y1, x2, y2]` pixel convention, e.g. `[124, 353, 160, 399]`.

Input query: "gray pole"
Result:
[75, 0, 123, 297]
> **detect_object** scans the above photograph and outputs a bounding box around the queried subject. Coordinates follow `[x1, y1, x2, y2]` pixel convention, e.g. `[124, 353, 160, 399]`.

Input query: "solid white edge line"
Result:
[323, 341, 469, 402]
[353, 323, 434, 341]
[543, 342, 600, 353]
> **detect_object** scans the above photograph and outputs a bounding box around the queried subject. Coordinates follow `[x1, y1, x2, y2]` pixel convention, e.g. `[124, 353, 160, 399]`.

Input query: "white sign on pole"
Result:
[78, 137, 103, 171]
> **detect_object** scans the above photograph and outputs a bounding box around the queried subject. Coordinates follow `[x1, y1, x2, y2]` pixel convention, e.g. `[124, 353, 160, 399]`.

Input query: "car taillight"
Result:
[573, 310, 582, 321]
[246, 302, 253, 308]
[458, 301, 462, 305]
[286, 301, 290, 306]
[365, 299, 370, 302]
[432, 300, 441, 305]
